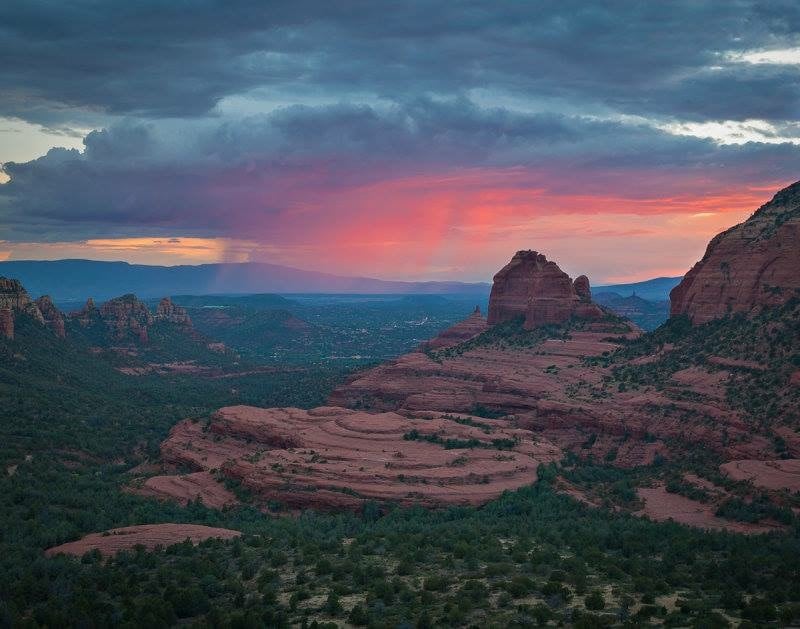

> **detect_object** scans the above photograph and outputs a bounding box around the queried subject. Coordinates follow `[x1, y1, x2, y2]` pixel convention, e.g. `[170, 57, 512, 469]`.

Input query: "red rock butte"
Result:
[487, 250, 603, 329]
[670, 180, 800, 325]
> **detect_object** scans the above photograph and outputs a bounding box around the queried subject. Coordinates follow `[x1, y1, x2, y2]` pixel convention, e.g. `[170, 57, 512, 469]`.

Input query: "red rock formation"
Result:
[68, 298, 99, 327]
[330, 317, 774, 465]
[422, 306, 488, 350]
[132, 471, 238, 508]
[45, 524, 241, 557]
[0, 307, 13, 340]
[155, 297, 192, 327]
[35, 296, 66, 338]
[487, 251, 603, 329]
[671, 181, 800, 324]
[159, 406, 561, 510]
[99, 294, 154, 340]
[0, 277, 45, 339]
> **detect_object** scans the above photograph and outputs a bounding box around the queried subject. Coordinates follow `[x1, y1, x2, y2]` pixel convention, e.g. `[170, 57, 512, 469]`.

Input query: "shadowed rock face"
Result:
[35, 296, 66, 338]
[487, 251, 603, 329]
[155, 297, 192, 327]
[99, 294, 154, 341]
[0, 277, 45, 339]
[670, 180, 800, 325]
[69, 298, 99, 327]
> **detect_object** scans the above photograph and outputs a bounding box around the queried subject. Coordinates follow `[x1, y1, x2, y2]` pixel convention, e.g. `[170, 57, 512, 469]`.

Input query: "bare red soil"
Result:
[45, 524, 241, 557]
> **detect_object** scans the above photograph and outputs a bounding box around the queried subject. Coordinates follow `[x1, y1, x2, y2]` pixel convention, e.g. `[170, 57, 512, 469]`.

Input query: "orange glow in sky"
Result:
[0, 170, 781, 284]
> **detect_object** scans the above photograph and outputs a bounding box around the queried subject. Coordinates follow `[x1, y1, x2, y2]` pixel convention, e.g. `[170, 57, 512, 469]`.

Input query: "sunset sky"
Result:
[2, 1, 800, 283]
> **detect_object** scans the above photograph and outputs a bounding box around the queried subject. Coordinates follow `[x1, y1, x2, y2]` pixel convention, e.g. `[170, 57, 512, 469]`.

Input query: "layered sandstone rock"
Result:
[35, 296, 66, 338]
[45, 524, 241, 557]
[487, 251, 603, 329]
[159, 406, 561, 509]
[330, 317, 774, 465]
[155, 297, 192, 327]
[99, 294, 154, 341]
[670, 180, 800, 324]
[0, 277, 45, 339]
[422, 306, 488, 350]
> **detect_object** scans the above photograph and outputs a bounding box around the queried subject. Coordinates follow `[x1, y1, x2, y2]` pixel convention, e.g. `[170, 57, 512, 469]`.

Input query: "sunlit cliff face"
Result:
[1, 2, 800, 282]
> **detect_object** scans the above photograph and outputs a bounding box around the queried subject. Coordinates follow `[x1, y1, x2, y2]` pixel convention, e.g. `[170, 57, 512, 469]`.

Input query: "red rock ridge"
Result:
[68, 298, 99, 327]
[155, 297, 192, 327]
[422, 306, 488, 350]
[99, 294, 154, 341]
[487, 251, 603, 329]
[35, 296, 66, 338]
[0, 277, 45, 339]
[670, 180, 800, 324]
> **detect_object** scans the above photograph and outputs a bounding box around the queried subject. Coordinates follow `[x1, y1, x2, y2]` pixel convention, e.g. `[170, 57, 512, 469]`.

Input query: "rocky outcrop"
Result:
[159, 406, 561, 510]
[0, 308, 13, 340]
[487, 251, 603, 329]
[68, 298, 99, 327]
[422, 306, 488, 350]
[329, 314, 780, 465]
[0, 277, 45, 339]
[35, 296, 66, 338]
[670, 180, 800, 324]
[45, 524, 241, 557]
[155, 297, 192, 327]
[99, 294, 154, 341]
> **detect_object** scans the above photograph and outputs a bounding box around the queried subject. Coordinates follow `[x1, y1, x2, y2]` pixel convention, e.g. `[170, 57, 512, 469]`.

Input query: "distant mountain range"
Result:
[593, 276, 681, 301]
[0, 259, 682, 304]
[0, 260, 491, 304]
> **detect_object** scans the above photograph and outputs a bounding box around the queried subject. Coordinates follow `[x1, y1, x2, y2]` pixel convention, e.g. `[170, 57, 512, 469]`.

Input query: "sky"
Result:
[1, 1, 800, 283]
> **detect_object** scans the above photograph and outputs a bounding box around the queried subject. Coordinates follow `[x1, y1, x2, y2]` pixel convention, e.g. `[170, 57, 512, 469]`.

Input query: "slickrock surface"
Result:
[487, 251, 603, 329]
[635, 486, 783, 534]
[422, 306, 488, 349]
[35, 296, 66, 338]
[159, 406, 561, 509]
[720, 459, 800, 492]
[45, 524, 241, 557]
[330, 320, 773, 464]
[134, 471, 238, 508]
[155, 297, 192, 327]
[671, 181, 800, 324]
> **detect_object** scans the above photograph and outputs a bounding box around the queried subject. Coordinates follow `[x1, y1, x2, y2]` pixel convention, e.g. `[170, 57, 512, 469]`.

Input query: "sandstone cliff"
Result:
[0, 277, 45, 339]
[670, 180, 800, 324]
[487, 251, 603, 329]
[35, 296, 66, 338]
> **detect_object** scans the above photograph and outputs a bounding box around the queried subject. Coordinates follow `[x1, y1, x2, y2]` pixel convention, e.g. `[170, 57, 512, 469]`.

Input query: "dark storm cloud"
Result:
[3, 99, 800, 241]
[2, 0, 800, 126]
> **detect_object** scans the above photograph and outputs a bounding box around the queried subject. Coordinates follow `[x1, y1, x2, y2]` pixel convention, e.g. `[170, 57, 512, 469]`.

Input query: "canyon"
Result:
[148, 183, 800, 530]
